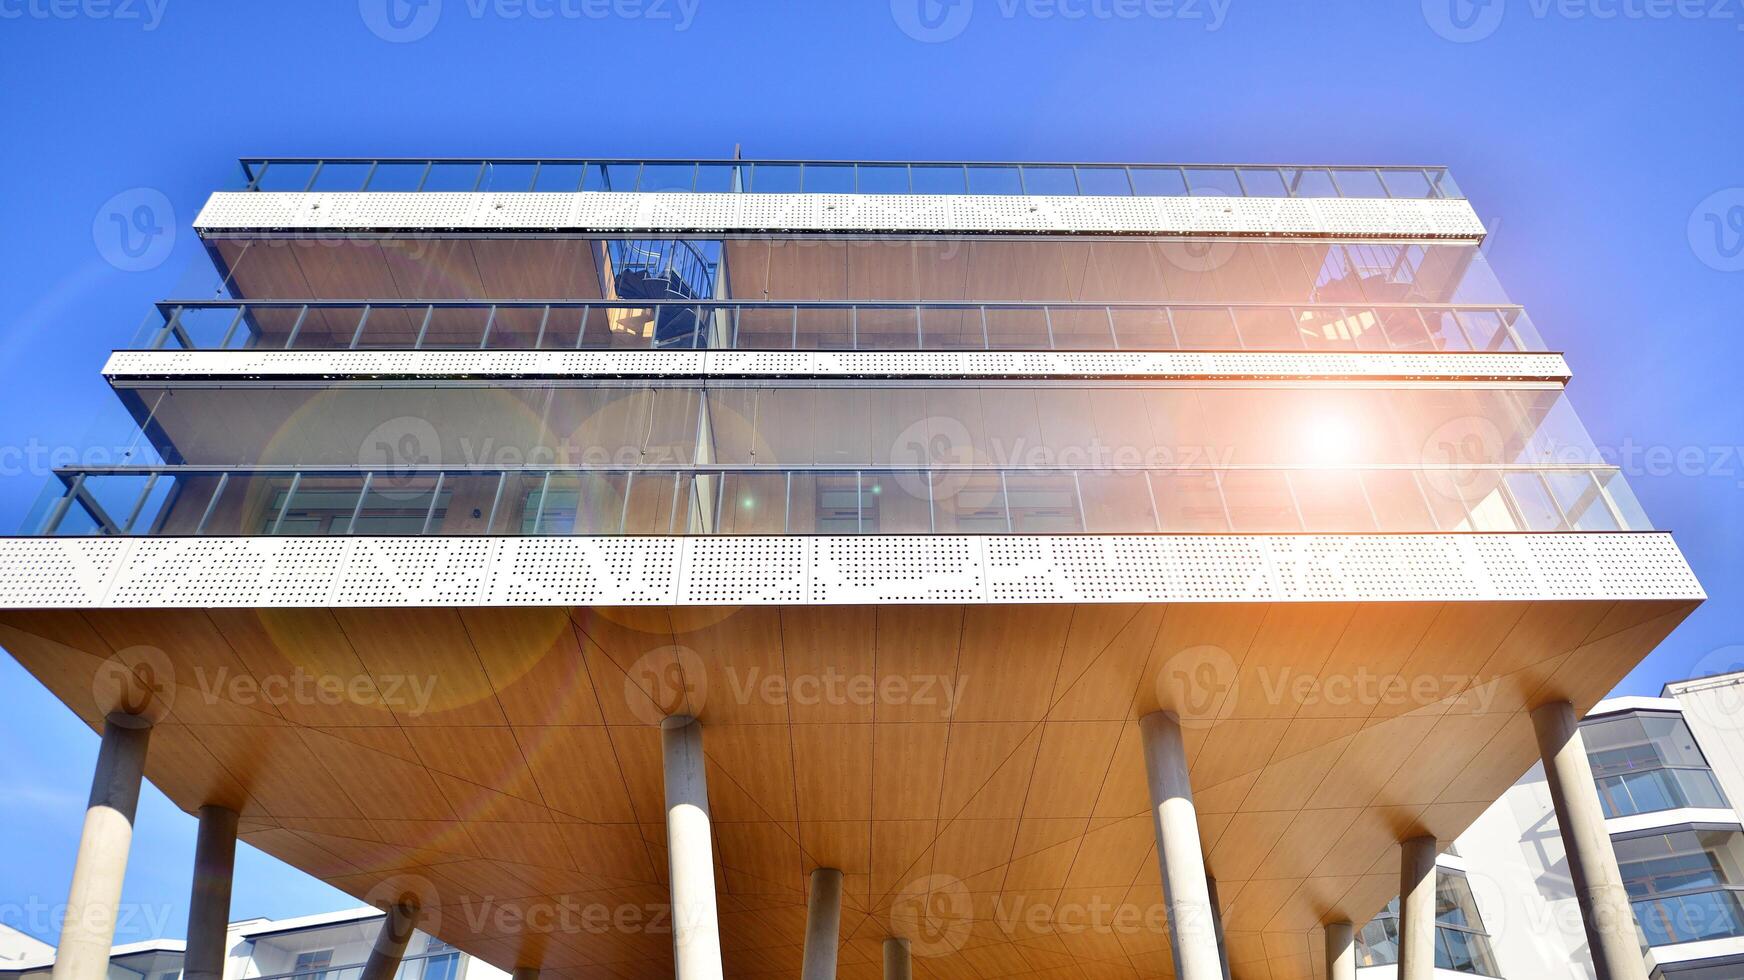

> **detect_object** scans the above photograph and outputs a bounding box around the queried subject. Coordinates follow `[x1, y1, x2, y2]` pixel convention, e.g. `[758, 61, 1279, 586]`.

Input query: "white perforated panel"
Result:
[0, 533, 1701, 608]
[194, 192, 1488, 241]
[103, 349, 1572, 383]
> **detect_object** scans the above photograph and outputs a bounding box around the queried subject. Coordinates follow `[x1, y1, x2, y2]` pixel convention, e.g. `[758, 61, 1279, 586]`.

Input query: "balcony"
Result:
[137, 300, 1546, 355]
[232, 157, 1467, 200]
[32, 464, 1652, 540]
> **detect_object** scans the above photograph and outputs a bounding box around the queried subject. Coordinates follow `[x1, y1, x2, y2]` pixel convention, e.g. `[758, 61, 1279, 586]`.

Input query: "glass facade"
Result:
[1616, 829, 1744, 947]
[1584, 713, 1730, 818]
[233, 158, 1465, 199]
[1355, 874, 1502, 976]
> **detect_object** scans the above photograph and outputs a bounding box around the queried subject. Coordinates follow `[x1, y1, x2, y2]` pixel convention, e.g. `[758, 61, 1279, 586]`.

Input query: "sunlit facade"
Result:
[0, 159, 1704, 980]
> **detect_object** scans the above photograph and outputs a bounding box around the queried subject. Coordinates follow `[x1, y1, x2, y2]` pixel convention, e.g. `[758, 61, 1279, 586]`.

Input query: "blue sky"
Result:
[1, 0, 1740, 945]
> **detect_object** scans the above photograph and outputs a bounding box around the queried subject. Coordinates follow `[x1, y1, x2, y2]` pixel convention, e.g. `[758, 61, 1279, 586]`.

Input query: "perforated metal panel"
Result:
[103, 349, 1571, 383]
[0, 533, 1701, 608]
[194, 192, 1488, 241]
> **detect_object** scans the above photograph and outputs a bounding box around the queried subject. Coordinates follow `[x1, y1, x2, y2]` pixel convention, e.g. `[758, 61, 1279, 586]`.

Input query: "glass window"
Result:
[1546, 471, 1621, 532]
[855, 165, 910, 194]
[1358, 876, 1501, 976]
[967, 166, 1024, 195]
[1281, 167, 1340, 198]
[1129, 166, 1189, 196]
[1005, 474, 1084, 533]
[1231, 307, 1300, 349]
[1184, 168, 1243, 196]
[1078, 472, 1157, 532]
[1333, 169, 1389, 198]
[1290, 471, 1378, 532]
[932, 473, 1008, 533]
[639, 163, 697, 193]
[1617, 830, 1744, 947]
[1382, 169, 1436, 200]
[1019, 166, 1078, 196]
[1584, 712, 1731, 817]
[802, 165, 856, 194]
[747, 164, 801, 193]
[478, 162, 537, 192]
[1075, 167, 1134, 196]
[533, 162, 586, 191]
[1237, 168, 1288, 197]
[1219, 471, 1300, 532]
[909, 165, 968, 195]
[1503, 472, 1566, 531]
[292, 950, 333, 980]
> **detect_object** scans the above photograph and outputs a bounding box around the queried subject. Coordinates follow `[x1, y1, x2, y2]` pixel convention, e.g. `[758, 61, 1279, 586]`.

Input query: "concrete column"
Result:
[802, 868, 843, 980]
[1138, 711, 1224, 980]
[1323, 921, 1355, 980]
[1397, 836, 1437, 980]
[511, 968, 540, 980]
[52, 714, 151, 980]
[359, 901, 417, 980]
[662, 715, 724, 980]
[183, 805, 239, 980]
[1204, 876, 1231, 980]
[1532, 699, 1649, 980]
[882, 939, 910, 980]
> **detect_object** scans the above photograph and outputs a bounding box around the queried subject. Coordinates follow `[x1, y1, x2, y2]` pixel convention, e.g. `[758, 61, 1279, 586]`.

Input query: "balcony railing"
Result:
[144, 301, 1541, 354]
[249, 950, 459, 980]
[1632, 887, 1744, 947]
[235, 158, 1464, 200]
[34, 465, 1649, 539]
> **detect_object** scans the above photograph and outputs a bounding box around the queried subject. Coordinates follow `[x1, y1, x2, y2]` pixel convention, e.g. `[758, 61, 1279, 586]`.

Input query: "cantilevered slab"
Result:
[194, 192, 1487, 241]
[0, 592, 1698, 980]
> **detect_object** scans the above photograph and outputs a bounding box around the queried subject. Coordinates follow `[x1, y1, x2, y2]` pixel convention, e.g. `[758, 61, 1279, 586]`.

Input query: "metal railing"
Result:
[235, 158, 1464, 200]
[145, 300, 1540, 354]
[36, 464, 1648, 539]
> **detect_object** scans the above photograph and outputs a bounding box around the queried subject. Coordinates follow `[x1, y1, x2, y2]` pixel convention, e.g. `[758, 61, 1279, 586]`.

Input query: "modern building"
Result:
[1371, 669, 1744, 980]
[0, 908, 502, 980]
[0, 157, 1708, 980]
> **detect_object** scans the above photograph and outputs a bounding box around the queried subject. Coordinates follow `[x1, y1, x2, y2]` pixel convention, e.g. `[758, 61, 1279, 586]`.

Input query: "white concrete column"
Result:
[662, 715, 724, 980]
[359, 901, 417, 980]
[882, 939, 910, 980]
[1138, 711, 1224, 980]
[1324, 921, 1355, 980]
[183, 805, 239, 980]
[802, 868, 843, 980]
[52, 713, 151, 980]
[1397, 836, 1437, 980]
[1532, 699, 1649, 980]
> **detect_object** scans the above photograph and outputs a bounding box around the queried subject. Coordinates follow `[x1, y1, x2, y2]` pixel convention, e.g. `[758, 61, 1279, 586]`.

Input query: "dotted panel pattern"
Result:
[0, 534, 1702, 609]
[0, 539, 127, 607]
[105, 350, 1571, 383]
[104, 350, 705, 379]
[678, 538, 806, 604]
[808, 537, 986, 604]
[491, 537, 678, 605]
[195, 192, 1488, 240]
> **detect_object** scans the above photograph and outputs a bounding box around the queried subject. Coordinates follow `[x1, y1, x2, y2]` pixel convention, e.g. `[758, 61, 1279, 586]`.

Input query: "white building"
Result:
[0, 910, 505, 980]
[1347, 669, 1744, 979]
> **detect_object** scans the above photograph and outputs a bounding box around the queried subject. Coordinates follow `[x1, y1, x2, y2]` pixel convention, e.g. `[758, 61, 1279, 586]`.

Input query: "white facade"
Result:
[1367, 671, 1744, 979]
[0, 910, 508, 980]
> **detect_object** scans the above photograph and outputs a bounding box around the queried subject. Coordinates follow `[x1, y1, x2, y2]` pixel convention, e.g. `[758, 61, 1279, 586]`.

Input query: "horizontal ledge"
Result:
[0, 533, 1702, 609]
[102, 349, 1573, 383]
[194, 191, 1488, 241]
